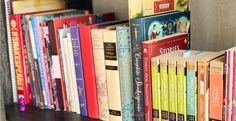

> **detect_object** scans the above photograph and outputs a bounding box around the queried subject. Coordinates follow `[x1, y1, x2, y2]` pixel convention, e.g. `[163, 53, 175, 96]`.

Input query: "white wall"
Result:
[92, 0, 128, 20]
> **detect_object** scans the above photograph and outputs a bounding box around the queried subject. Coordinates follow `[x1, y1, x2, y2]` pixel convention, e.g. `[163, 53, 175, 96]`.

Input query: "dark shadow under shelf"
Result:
[6, 104, 99, 121]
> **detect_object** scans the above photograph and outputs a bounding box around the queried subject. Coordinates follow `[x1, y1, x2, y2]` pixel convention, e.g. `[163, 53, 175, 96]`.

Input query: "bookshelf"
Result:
[2, 0, 236, 121]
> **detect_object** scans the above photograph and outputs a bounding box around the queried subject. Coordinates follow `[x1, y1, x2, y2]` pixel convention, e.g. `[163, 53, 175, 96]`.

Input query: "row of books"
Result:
[150, 50, 225, 121]
[9, 8, 193, 121]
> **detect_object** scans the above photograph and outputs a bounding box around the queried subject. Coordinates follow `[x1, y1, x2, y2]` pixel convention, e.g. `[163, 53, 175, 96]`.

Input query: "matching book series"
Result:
[9, 0, 234, 121]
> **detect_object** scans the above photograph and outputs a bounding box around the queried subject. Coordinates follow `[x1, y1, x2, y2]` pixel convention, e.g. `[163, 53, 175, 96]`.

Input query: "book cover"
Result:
[160, 58, 169, 121]
[129, 0, 189, 19]
[197, 51, 225, 121]
[79, 25, 99, 119]
[91, 28, 109, 120]
[177, 60, 186, 121]
[142, 32, 188, 121]
[168, 60, 177, 121]
[66, 32, 81, 114]
[186, 61, 197, 121]
[70, 27, 88, 116]
[151, 58, 161, 121]
[103, 28, 122, 121]
[117, 26, 134, 121]
[209, 56, 225, 121]
[12, 0, 66, 14]
[130, 11, 190, 120]
[10, 15, 31, 104]
[47, 14, 95, 111]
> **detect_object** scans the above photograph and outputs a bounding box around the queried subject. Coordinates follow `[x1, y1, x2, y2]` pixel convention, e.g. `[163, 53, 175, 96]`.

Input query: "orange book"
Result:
[209, 56, 225, 120]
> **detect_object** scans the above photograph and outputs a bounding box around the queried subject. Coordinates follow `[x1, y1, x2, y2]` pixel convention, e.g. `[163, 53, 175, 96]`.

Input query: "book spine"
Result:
[226, 51, 233, 121]
[197, 62, 209, 121]
[79, 25, 99, 119]
[142, 42, 152, 121]
[22, 16, 41, 107]
[177, 61, 186, 121]
[28, 20, 45, 108]
[10, 15, 29, 104]
[103, 29, 122, 121]
[67, 33, 81, 114]
[160, 59, 169, 121]
[70, 27, 88, 116]
[91, 29, 109, 120]
[54, 22, 69, 111]
[209, 59, 224, 120]
[117, 27, 134, 121]
[32, 17, 51, 109]
[130, 18, 145, 121]
[223, 52, 228, 121]
[59, 31, 71, 111]
[151, 58, 161, 121]
[129, 0, 143, 19]
[168, 60, 177, 121]
[186, 62, 197, 121]
[232, 51, 236, 121]
[47, 21, 64, 110]
[41, 25, 55, 109]
[5, 0, 18, 103]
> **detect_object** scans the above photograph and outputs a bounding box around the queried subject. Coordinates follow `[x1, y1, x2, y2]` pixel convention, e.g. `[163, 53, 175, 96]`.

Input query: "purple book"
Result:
[70, 27, 88, 116]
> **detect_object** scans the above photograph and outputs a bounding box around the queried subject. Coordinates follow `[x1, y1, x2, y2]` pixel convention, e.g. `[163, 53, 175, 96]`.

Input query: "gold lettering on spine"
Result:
[11, 20, 24, 91]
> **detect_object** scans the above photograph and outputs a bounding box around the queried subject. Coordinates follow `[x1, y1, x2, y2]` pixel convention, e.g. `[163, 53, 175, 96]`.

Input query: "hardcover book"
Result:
[91, 28, 109, 120]
[131, 11, 190, 120]
[70, 27, 88, 116]
[103, 27, 122, 121]
[209, 56, 225, 121]
[197, 51, 225, 121]
[117, 26, 134, 121]
[142, 32, 188, 121]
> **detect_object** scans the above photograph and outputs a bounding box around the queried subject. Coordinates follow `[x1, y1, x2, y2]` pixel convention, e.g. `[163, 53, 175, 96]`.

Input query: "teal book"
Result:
[117, 26, 134, 121]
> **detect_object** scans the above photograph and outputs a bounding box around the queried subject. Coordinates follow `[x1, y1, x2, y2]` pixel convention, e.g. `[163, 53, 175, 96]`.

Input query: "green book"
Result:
[151, 58, 161, 120]
[168, 60, 177, 121]
[160, 59, 169, 121]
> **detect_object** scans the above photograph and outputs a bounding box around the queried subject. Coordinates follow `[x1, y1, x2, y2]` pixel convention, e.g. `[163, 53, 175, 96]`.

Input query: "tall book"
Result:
[225, 47, 236, 121]
[117, 26, 134, 121]
[197, 51, 225, 121]
[142, 33, 188, 121]
[91, 28, 109, 120]
[103, 27, 122, 121]
[79, 24, 99, 119]
[209, 56, 225, 121]
[151, 57, 161, 121]
[10, 15, 31, 105]
[47, 14, 95, 111]
[70, 27, 88, 116]
[131, 11, 190, 120]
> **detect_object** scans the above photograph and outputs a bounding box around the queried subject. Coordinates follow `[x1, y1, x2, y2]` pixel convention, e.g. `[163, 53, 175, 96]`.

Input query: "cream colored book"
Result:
[91, 28, 109, 121]
[103, 28, 122, 121]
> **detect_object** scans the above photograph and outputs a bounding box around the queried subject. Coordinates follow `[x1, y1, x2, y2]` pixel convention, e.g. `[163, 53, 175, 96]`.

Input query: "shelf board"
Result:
[6, 104, 99, 121]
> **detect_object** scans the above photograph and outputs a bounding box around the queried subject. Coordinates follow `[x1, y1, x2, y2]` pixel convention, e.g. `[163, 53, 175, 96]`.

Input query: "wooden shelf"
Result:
[5, 104, 99, 121]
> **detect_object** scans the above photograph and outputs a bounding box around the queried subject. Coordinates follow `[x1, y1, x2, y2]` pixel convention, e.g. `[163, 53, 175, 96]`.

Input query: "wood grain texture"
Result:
[190, 0, 236, 51]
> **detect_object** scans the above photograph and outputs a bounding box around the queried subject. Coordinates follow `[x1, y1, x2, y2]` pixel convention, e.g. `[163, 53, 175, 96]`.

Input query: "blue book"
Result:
[70, 27, 88, 116]
[130, 11, 190, 120]
[117, 26, 134, 121]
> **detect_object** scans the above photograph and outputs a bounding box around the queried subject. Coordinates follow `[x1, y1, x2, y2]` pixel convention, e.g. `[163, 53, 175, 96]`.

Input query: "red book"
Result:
[232, 51, 236, 120]
[47, 14, 95, 111]
[79, 25, 99, 119]
[10, 14, 32, 105]
[142, 33, 188, 121]
[154, 0, 174, 13]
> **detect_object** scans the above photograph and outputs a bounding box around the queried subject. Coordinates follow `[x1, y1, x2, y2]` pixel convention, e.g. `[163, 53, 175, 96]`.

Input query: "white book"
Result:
[66, 33, 80, 114]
